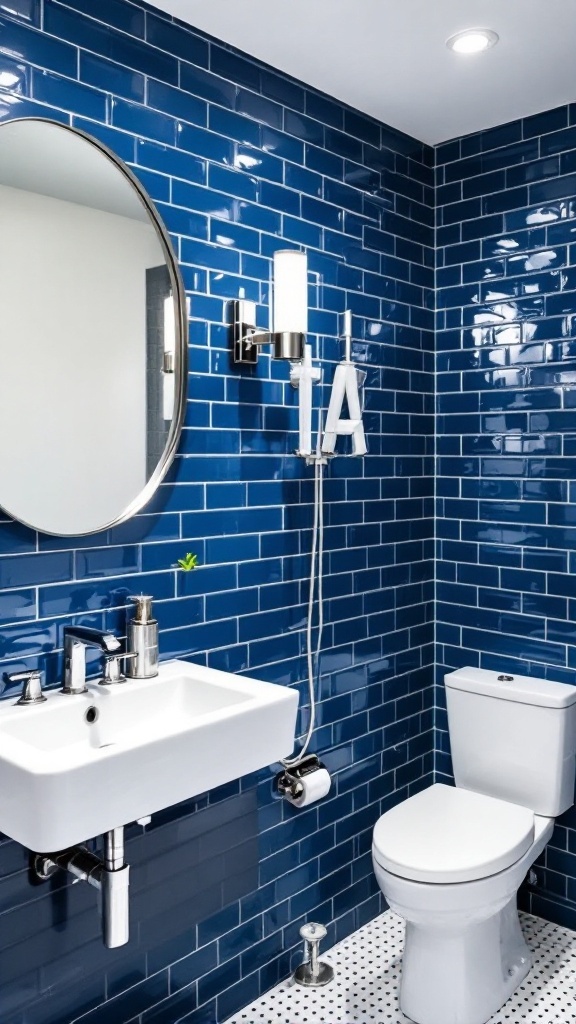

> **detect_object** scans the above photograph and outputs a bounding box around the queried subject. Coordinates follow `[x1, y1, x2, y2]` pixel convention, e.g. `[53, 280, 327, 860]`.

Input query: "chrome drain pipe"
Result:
[33, 826, 130, 948]
[101, 828, 130, 948]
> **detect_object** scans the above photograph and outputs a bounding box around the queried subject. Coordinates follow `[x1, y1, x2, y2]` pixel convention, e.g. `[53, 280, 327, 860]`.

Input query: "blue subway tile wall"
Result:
[435, 102, 576, 931]
[0, 2, 434, 1022]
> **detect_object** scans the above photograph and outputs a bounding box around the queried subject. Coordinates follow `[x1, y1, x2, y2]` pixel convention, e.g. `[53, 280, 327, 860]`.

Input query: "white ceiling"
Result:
[149, 0, 576, 146]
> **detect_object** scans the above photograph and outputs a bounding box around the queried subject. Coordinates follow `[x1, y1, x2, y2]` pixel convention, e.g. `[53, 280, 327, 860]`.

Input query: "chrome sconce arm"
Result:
[232, 299, 305, 364]
[232, 250, 308, 365]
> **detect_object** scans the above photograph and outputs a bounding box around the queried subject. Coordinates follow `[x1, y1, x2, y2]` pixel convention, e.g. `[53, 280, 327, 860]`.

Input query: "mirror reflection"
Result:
[0, 118, 185, 536]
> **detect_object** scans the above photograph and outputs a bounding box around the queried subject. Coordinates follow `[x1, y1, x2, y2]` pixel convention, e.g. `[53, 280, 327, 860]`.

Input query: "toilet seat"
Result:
[372, 783, 535, 883]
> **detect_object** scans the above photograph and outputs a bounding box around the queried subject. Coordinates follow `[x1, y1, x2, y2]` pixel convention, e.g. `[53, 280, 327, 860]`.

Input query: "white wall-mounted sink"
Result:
[0, 660, 298, 851]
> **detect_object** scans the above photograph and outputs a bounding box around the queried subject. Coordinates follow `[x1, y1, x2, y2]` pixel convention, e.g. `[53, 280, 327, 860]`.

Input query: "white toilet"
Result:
[372, 666, 576, 1024]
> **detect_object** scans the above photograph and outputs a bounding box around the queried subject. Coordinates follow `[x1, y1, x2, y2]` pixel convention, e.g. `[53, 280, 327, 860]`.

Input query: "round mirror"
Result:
[0, 118, 187, 536]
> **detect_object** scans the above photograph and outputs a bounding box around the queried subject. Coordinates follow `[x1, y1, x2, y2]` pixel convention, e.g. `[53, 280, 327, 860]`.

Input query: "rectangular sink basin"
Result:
[0, 659, 298, 851]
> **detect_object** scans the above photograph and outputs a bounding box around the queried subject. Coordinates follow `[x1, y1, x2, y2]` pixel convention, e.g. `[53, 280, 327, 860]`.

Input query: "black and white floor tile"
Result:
[225, 911, 576, 1023]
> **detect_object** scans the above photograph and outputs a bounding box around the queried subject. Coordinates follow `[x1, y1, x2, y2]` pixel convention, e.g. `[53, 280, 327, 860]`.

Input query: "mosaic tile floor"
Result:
[225, 910, 576, 1023]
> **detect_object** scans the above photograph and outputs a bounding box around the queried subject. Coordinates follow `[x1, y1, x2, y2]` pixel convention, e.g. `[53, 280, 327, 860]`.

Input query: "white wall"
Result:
[0, 184, 165, 535]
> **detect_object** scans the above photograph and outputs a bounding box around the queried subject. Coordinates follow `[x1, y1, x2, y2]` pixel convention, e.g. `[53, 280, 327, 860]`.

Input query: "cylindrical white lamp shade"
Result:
[273, 250, 308, 335]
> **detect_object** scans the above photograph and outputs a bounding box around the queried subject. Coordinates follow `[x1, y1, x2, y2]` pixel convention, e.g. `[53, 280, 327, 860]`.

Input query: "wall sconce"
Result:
[233, 249, 307, 364]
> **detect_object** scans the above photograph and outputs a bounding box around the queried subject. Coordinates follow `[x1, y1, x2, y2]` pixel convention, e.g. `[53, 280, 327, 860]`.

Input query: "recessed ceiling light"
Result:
[446, 28, 499, 54]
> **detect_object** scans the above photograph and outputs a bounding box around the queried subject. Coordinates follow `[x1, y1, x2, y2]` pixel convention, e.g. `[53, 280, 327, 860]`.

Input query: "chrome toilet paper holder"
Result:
[276, 754, 327, 802]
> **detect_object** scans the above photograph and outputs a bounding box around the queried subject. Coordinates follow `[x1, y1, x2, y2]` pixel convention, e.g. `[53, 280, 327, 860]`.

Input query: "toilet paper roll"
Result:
[287, 768, 331, 808]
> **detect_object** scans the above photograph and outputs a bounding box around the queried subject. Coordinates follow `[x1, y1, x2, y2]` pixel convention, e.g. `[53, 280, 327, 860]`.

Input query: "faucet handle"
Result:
[6, 669, 47, 706]
[100, 652, 137, 686]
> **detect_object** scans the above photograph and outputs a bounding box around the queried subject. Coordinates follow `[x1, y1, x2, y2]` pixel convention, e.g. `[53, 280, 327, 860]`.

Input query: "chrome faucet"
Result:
[63, 626, 122, 694]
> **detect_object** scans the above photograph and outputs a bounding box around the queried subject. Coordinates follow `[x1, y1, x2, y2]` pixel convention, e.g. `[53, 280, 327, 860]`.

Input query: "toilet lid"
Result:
[372, 784, 535, 883]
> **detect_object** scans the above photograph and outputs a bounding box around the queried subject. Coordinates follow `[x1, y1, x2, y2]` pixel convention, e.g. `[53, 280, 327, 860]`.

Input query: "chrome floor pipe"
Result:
[33, 826, 130, 948]
[293, 922, 334, 986]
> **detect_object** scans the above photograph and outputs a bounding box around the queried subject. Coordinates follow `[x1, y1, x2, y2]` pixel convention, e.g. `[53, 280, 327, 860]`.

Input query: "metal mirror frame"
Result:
[0, 117, 188, 537]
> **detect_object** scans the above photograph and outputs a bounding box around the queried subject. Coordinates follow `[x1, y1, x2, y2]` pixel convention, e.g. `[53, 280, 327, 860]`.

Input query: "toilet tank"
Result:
[445, 667, 576, 816]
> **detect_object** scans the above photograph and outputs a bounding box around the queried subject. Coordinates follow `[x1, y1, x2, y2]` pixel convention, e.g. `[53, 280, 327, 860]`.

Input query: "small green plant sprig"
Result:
[177, 552, 199, 572]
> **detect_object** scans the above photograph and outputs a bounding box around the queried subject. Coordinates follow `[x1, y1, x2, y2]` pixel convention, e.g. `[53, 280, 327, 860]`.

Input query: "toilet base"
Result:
[399, 895, 531, 1024]
[373, 813, 554, 1024]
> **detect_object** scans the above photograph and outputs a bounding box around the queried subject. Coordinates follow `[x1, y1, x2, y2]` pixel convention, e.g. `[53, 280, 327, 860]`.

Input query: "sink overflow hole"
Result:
[85, 706, 99, 724]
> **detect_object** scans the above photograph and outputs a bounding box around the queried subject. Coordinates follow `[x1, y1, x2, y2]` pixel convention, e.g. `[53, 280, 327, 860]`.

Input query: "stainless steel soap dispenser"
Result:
[126, 595, 159, 679]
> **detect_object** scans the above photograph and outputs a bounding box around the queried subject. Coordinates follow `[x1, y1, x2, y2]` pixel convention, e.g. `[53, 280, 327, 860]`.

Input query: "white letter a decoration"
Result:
[321, 362, 367, 457]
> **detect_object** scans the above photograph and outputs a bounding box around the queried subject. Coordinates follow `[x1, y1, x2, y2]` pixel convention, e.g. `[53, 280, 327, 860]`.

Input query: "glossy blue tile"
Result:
[181, 238, 240, 273]
[0, 0, 39, 22]
[62, 0, 144, 35]
[305, 142, 343, 181]
[261, 124, 303, 163]
[523, 106, 568, 139]
[303, 90, 341, 129]
[170, 942, 218, 993]
[79, 51, 144, 102]
[112, 96, 176, 144]
[44, 3, 178, 84]
[179, 62, 235, 109]
[0, 587, 36, 625]
[283, 108, 324, 146]
[559, 149, 576, 176]
[147, 78, 206, 127]
[76, 545, 140, 580]
[260, 178, 299, 216]
[482, 184, 528, 214]
[0, 14, 77, 76]
[204, 536, 258, 567]
[32, 68, 107, 119]
[540, 124, 576, 156]
[75, 974, 169, 1024]
[72, 116, 136, 161]
[344, 109, 380, 147]
[282, 214, 321, 249]
[234, 144, 283, 182]
[480, 120, 523, 153]
[0, 552, 73, 589]
[136, 138, 205, 184]
[0, 0, 483, 1019]
[255, 67, 301, 109]
[236, 198, 280, 233]
[364, 226, 395, 255]
[207, 165, 255, 204]
[197, 959, 241, 1008]
[208, 270, 259, 302]
[38, 571, 173, 618]
[210, 44, 260, 89]
[209, 105, 261, 147]
[235, 87, 282, 129]
[530, 172, 576, 203]
[0, 53, 29, 96]
[140, 989, 198, 1024]
[436, 106, 576, 948]
[0, 520, 36, 555]
[146, 11, 208, 67]
[324, 178, 364, 215]
[204, 483, 245, 511]
[210, 218, 260, 255]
